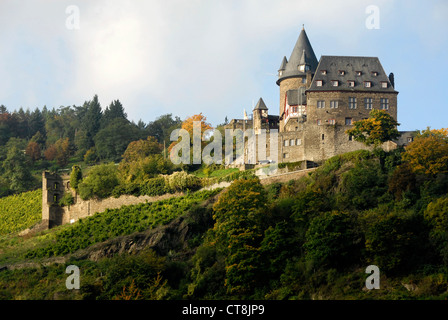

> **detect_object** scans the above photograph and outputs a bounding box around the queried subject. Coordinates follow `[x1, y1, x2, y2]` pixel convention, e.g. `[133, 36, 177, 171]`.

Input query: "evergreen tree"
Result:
[82, 95, 103, 148]
[101, 99, 127, 128]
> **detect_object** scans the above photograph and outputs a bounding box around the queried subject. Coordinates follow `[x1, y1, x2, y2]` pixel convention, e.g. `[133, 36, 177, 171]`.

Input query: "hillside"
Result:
[0, 189, 41, 235]
[0, 144, 448, 300]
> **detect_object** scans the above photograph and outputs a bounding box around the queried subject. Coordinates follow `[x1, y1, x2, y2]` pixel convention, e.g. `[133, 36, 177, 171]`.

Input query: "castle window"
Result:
[348, 81, 355, 87]
[296, 138, 302, 145]
[330, 100, 339, 109]
[283, 153, 289, 159]
[54, 182, 59, 190]
[331, 80, 339, 87]
[380, 98, 389, 110]
[284, 140, 289, 147]
[371, 71, 378, 76]
[290, 139, 295, 146]
[364, 81, 372, 88]
[349, 135, 353, 141]
[317, 119, 322, 125]
[364, 98, 373, 109]
[316, 80, 323, 87]
[317, 100, 325, 109]
[321, 134, 325, 140]
[338, 70, 345, 75]
[345, 117, 353, 125]
[407, 137, 413, 143]
[356, 71, 362, 76]
[302, 78, 306, 83]
[321, 70, 327, 75]
[381, 81, 388, 88]
[329, 119, 336, 125]
[349, 97, 357, 109]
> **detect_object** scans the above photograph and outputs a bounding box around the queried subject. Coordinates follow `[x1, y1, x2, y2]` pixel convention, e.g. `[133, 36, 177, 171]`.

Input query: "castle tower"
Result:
[42, 171, 64, 228]
[277, 26, 318, 132]
[252, 97, 268, 135]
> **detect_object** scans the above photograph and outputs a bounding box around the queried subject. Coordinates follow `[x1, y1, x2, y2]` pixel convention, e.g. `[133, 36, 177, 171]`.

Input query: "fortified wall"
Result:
[41, 171, 182, 229]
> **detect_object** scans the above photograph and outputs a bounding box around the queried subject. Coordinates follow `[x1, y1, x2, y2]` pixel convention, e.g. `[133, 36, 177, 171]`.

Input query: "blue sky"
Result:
[0, 0, 446, 131]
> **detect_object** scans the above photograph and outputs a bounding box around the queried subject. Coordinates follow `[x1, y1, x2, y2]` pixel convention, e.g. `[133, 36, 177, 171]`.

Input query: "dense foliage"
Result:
[1, 125, 448, 300]
[0, 97, 183, 196]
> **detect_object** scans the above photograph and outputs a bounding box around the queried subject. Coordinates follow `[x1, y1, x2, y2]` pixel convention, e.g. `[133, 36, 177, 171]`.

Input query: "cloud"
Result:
[0, 0, 427, 129]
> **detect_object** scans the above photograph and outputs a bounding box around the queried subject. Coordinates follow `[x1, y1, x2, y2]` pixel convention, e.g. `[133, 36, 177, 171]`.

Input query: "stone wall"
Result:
[58, 192, 184, 225]
[40, 172, 231, 229]
[259, 168, 317, 185]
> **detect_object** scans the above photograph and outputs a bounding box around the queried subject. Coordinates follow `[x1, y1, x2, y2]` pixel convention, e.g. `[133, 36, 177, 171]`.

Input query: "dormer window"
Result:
[371, 71, 378, 76]
[356, 71, 362, 76]
[299, 64, 310, 72]
[338, 70, 345, 76]
[348, 80, 355, 87]
[364, 81, 371, 88]
[316, 80, 323, 87]
[331, 80, 339, 87]
[381, 81, 388, 88]
[321, 70, 327, 75]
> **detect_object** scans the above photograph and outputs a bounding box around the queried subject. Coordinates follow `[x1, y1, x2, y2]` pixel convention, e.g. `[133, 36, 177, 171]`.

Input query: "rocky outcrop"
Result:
[71, 194, 219, 262]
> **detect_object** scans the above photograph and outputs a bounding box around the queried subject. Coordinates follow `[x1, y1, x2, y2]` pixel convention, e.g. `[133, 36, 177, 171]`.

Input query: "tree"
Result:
[304, 211, 360, 270]
[212, 178, 266, 294]
[121, 136, 163, 163]
[78, 163, 119, 199]
[402, 128, 448, 176]
[82, 95, 103, 148]
[70, 165, 83, 192]
[94, 118, 141, 161]
[54, 138, 71, 166]
[146, 113, 182, 145]
[25, 141, 41, 163]
[2, 145, 35, 193]
[44, 138, 71, 166]
[44, 145, 57, 161]
[346, 109, 400, 147]
[101, 99, 127, 128]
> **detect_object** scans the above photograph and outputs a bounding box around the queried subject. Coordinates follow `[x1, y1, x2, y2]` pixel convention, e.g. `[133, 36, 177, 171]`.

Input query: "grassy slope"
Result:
[0, 189, 42, 236]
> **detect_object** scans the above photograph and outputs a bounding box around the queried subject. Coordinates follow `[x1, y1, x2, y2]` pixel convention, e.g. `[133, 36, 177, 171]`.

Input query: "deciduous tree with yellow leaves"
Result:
[346, 109, 400, 147]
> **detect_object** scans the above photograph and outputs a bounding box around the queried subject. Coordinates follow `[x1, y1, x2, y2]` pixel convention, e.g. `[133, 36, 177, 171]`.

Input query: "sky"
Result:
[0, 0, 447, 131]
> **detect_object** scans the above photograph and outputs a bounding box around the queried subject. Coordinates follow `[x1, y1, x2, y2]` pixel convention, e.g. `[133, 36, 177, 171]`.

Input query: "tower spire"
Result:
[276, 26, 318, 85]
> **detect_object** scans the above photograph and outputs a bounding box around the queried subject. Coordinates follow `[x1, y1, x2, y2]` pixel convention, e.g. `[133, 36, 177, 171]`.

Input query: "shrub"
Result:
[362, 209, 428, 273]
[78, 163, 119, 200]
[142, 176, 168, 196]
[164, 171, 201, 193]
[304, 211, 361, 270]
[70, 165, 82, 191]
[424, 196, 448, 265]
[59, 192, 74, 207]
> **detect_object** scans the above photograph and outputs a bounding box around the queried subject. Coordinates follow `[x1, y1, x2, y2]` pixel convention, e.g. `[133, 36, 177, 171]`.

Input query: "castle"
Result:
[225, 27, 412, 164]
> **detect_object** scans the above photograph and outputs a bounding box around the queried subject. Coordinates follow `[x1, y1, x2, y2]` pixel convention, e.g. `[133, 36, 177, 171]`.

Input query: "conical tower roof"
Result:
[253, 97, 268, 111]
[277, 27, 318, 85]
[278, 56, 288, 71]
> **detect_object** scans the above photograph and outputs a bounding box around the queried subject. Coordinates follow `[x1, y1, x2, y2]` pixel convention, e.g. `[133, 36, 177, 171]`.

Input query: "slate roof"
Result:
[253, 97, 268, 110]
[307, 56, 398, 93]
[277, 28, 319, 85]
[286, 87, 306, 105]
